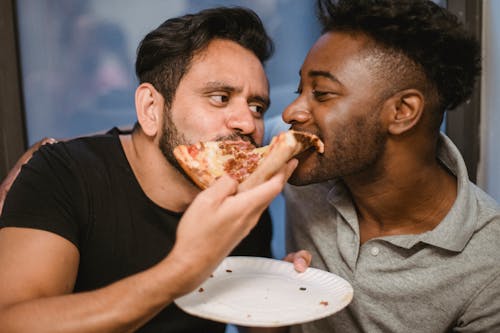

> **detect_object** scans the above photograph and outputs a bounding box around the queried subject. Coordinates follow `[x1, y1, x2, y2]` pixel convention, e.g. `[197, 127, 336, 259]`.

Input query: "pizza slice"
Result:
[173, 130, 324, 190]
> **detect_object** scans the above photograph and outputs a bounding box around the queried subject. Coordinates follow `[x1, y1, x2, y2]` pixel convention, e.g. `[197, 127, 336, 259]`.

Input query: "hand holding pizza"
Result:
[164, 160, 297, 297]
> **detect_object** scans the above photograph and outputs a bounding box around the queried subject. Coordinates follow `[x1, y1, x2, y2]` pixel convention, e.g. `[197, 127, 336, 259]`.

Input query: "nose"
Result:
[226, 103, 256, 135]
[282, 96, 312, 125]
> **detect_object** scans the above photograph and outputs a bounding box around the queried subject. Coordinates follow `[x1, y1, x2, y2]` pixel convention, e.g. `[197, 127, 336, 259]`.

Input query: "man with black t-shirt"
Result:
[0, 7, 301, 332]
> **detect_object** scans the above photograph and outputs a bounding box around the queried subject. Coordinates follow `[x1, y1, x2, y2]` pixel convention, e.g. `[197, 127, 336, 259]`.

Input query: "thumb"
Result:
[200, 174, 238, 204]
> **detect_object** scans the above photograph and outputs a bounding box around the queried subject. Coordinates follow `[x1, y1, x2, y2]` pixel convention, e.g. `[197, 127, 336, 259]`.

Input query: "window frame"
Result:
[445, 0, 482, 182]
[0, 0, 26, 180]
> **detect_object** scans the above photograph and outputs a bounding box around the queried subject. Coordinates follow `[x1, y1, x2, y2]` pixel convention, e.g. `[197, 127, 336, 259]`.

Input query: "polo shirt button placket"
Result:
[370, 246, 380, 256]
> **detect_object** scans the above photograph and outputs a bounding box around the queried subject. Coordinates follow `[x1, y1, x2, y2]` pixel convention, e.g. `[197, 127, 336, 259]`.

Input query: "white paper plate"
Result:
[174, 256, 353, 327]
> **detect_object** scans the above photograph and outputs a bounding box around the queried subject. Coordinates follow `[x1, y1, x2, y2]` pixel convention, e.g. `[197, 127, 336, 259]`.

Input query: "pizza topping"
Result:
[173, 130, 324, 189]
[224, 150, 264, 182]
[187, 145, 199, 158]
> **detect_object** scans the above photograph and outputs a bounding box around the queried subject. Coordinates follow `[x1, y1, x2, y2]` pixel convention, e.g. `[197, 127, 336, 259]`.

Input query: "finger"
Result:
[283, 252, 296, 263]
[199, 174, 238, 205]
[292, 250, 312, 273]
[41, 138, 58, 145]
[237, 163, 290, 207]
[32, 137, 55, 150]
[284, 158, 298, 180]
[238, 156, 296, 194]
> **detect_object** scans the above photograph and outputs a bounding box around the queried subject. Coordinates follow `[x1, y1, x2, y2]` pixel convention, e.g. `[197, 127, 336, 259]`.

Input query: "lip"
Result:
[290, 127, 322, 140]
[293, 146, 319, 161]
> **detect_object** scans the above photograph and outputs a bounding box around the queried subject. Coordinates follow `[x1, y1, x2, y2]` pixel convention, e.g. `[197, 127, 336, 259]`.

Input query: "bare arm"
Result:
[0, 161, 296, 333]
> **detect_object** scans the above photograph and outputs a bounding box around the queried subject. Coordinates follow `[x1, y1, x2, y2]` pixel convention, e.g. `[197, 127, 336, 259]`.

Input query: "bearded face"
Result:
[283, 31, 396, 186]
[158, 105, 258, 182]
[288, 104, 387, 186]
[159, 106, 190, 177]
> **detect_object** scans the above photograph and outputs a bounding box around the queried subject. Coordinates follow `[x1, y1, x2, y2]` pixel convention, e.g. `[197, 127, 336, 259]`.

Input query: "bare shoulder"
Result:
[0, 227, 79, 307]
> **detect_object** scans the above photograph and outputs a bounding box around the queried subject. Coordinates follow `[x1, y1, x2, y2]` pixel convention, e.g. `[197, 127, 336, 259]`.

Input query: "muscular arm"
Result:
[0, 164, 295, 333]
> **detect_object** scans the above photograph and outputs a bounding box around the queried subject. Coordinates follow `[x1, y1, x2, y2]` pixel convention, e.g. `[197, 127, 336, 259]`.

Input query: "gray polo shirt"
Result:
[285, 134, 500, 333]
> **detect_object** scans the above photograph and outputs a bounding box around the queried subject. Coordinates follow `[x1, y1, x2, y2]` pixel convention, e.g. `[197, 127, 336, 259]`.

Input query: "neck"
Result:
[345, 143, 457, 244]
[120, 131, 199, 212]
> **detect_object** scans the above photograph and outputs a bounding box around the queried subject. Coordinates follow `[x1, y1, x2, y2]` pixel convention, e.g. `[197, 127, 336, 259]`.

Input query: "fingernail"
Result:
[295, 257, 307, 272]
[45, 138, 57, 144]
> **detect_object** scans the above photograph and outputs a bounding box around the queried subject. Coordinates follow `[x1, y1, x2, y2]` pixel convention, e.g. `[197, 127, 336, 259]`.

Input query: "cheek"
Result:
[171, 107, 224, 142]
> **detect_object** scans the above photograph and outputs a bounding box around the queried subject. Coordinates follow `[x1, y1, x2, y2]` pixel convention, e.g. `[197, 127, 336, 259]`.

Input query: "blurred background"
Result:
[15, 0, 321, 141]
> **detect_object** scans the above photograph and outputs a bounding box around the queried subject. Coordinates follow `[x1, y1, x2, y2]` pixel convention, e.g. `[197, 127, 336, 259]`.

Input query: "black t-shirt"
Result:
[0, 128, 272, 332]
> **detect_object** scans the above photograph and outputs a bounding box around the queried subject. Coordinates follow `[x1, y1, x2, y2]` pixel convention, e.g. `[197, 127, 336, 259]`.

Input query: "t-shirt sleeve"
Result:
[0, 143, 85, 248]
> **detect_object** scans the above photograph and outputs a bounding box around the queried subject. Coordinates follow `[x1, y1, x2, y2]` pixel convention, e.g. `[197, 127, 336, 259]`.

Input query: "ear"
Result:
[385, 89, 424, 135]
[135, 83, 165, 137]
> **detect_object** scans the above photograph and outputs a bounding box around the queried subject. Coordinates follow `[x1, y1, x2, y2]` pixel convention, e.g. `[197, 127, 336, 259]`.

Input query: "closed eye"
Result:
[312, 90, 336, 101]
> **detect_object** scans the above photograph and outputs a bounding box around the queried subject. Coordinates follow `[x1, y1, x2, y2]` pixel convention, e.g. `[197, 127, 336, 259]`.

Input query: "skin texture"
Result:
[283, 31, 457, 244]
[0, 39, 305, 333]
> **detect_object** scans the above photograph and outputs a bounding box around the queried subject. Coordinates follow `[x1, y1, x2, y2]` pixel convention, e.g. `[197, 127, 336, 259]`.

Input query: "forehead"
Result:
[184, 39, 269, 91]
[301, 32, 376, 85]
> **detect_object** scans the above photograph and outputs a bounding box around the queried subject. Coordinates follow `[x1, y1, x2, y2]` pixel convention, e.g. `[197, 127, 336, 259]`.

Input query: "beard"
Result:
[158, 107, 191, 180]
[158, 106, 257, 183]
[289, 106, 387, 186]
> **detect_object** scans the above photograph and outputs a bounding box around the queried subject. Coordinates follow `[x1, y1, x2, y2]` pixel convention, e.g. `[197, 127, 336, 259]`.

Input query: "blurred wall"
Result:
[478, 0, 500, 202]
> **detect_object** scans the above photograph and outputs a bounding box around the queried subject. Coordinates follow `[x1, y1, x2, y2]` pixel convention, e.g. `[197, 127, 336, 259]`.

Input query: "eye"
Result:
[312, 89, 334, 101]
[249, 104, 265, 117]
[209, 94, 229, 104]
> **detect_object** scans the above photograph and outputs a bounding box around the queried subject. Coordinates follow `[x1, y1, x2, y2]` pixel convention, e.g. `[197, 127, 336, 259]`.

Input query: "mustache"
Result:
[214, 133, 258, 147]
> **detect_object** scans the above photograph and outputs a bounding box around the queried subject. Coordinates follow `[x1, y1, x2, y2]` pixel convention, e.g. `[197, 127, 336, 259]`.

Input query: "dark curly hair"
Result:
[135, 7, 274, 110]
[317, 0, 481, 115]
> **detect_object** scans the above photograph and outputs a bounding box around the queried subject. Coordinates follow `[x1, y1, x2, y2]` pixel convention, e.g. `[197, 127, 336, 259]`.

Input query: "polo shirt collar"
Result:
[326, 133, 475, 253]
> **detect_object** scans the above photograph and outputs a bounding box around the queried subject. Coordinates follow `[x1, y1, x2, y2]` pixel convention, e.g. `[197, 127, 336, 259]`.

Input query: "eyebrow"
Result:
[250, 95, 270, 111]
[308, 70, 343, 85]
[203, 81, 270, 110]
[204, 81, 238, 92]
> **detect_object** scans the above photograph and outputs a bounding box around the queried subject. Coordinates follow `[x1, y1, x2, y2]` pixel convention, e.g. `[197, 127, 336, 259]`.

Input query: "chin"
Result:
[288, 153, 319, 185]
[287, 167, 315, 186]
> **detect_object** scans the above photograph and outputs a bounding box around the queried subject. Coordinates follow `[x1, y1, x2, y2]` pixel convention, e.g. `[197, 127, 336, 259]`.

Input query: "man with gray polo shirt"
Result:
[282, 0, 500, 332]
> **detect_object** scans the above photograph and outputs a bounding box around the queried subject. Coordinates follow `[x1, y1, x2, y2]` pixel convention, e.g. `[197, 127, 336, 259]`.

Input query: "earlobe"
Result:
[387, 89, 424, 135]
[135, 83, 164, 136]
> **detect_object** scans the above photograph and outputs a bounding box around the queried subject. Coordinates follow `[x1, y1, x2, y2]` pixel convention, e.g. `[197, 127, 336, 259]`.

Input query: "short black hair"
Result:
[135, 6, 274, 110]
[317, 0, 481, 113]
